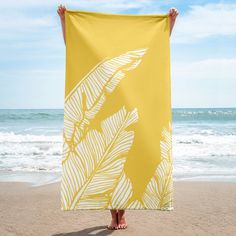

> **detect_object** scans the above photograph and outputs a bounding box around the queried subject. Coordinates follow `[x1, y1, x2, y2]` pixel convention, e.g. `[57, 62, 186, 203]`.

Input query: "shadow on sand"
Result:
[52, 225, 117, 236]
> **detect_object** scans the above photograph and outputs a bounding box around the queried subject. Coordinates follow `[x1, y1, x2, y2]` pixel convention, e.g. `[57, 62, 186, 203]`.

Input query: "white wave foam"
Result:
[0, 132, 62, 143]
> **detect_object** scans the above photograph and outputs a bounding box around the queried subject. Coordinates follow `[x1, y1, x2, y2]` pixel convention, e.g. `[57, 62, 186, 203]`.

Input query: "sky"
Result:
[0, 0, 235, 109]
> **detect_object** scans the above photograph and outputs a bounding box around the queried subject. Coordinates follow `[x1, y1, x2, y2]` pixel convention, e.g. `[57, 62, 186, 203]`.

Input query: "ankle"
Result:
[110, 210, 117, 218]
[118, 210, 125, 216]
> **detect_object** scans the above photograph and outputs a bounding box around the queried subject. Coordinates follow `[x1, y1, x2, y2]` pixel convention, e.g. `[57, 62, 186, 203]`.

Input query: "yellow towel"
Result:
[61, 9, 173, 210]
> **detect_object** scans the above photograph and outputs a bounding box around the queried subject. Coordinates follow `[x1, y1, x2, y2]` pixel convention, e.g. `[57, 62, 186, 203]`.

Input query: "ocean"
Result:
[0, 108, 235, 185]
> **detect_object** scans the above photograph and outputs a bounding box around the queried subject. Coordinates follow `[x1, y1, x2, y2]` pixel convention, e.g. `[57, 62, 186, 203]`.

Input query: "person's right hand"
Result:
[57, 4, 66, 21]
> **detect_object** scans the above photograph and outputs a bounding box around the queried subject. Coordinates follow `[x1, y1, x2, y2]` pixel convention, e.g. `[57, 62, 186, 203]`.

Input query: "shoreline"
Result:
[0, 170, 236, 187]
[0, 170, 61, 187]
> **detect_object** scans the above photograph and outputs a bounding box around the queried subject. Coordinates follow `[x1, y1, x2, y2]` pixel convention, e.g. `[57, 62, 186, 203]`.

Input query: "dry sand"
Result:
[0, 181, 235, 236]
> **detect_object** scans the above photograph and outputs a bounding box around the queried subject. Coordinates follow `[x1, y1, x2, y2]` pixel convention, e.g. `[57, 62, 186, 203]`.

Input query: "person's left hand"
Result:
[169, 8, 179, 24]
[168, 8, 179, 35]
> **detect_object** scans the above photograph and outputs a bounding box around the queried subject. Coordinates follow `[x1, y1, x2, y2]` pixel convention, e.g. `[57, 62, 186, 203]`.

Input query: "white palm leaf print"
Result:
[108, 122, 173, 210]
[61, 106, 139, 210]
[63, 48, 147, 146]
[108, 171, 133, 209]
[141, 158, 173, 210]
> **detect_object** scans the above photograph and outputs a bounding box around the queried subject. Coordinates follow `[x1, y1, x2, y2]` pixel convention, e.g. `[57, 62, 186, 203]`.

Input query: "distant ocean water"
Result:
[0, 108, 236, 184]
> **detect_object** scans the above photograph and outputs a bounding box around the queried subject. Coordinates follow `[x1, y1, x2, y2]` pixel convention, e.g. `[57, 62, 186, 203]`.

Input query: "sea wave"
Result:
[0, 131, 62, 143]
[0, 108, 236, 181]
[1, 108, 236, 122]
[0, 109, 63, 122]
[173, 108, 236, 121]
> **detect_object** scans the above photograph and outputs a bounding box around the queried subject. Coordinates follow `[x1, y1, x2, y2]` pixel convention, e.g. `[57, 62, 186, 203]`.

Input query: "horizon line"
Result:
[0, 107, 236, 110]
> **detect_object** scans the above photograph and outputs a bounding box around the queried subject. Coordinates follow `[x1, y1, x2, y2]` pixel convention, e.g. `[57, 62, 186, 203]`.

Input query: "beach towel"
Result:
[61, 9, 173, 211]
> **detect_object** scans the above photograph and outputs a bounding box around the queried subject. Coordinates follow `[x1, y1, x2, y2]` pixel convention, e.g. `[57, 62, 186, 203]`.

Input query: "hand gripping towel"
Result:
[61, 9, 173, 211]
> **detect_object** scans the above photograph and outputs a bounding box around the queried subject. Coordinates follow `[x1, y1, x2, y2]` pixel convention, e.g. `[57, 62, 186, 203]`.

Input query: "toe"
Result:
[122, 224, 127, 229]
[107, 225, 113, 230]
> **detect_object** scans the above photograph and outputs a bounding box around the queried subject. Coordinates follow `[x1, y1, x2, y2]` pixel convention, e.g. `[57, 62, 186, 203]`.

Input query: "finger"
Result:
[59, 7, 64, 14]
[171, 9, 178, 17]
[171, 8, 177, 15]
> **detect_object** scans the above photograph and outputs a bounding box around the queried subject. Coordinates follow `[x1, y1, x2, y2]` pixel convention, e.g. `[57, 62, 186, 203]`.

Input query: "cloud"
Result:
[172, 58, 236, 80]
[0, 0, 169, 11]
[172, 3, 236, 43]
[0, 14, 55, 31]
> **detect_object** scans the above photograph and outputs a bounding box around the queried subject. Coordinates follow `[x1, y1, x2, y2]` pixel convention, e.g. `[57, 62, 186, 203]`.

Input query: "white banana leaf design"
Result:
[61, 106, 139, 210]
[63, 48, 148, 149]
[108, 171, 133, 209]
[108, 122, 173, 210]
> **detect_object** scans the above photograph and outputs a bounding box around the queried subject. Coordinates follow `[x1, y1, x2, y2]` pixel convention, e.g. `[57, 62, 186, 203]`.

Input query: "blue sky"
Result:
[0, 0, 235, 108]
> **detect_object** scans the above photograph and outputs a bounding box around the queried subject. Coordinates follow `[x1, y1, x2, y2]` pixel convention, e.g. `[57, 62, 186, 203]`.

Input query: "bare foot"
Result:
[118, 210, 128, 229]
[107, 211, 118, 230]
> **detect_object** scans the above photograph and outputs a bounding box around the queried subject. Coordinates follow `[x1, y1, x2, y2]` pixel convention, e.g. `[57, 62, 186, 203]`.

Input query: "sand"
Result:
[0, 181, 235, 236]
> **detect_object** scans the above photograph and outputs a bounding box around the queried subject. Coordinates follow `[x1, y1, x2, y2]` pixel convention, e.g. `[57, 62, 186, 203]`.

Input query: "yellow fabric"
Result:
[61, 9, 173, 210]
